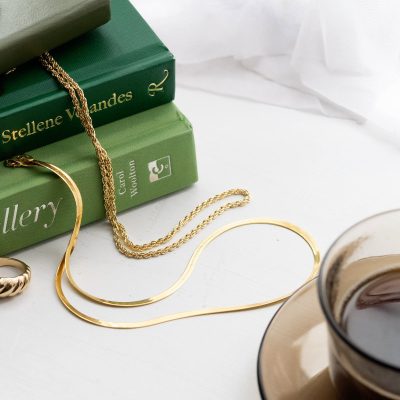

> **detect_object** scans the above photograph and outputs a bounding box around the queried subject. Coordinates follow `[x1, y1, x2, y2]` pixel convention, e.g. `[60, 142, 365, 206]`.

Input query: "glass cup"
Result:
[318, 210, 400, 399]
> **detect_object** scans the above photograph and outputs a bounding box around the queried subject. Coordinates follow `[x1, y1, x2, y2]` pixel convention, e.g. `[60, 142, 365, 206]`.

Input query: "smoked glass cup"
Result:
[318, 210, 400, 399]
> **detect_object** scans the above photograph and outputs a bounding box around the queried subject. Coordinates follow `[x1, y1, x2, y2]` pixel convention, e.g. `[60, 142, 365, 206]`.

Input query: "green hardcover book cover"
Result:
[0, 0, 175, 160]
[0, 103, 197, 255]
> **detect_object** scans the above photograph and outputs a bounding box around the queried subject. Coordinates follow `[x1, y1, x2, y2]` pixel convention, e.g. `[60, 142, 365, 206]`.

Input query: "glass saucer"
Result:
[257, 278, 338, 399]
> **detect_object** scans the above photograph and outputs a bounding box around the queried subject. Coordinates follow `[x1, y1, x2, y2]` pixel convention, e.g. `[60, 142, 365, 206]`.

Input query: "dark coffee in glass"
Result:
[341, 267, 400, 368]
[318, 212, 400, 400]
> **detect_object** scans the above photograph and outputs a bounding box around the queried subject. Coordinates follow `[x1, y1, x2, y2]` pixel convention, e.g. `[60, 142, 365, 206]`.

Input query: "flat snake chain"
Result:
[5, 155, 320, 328]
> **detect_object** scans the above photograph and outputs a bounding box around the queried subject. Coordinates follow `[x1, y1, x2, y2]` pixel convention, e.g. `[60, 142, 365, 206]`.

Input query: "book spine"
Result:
[0, 58, 175, 160]
[0, 122, 197, 255]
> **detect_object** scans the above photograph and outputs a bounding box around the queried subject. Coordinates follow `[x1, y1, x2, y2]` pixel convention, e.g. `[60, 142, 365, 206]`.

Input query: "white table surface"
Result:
[3, 87, 400, 399]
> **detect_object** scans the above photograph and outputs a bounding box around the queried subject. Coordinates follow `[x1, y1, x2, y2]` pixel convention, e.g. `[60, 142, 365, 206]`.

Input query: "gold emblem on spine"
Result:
[5, 67, 16, 76]
[148, 69, 169, 96]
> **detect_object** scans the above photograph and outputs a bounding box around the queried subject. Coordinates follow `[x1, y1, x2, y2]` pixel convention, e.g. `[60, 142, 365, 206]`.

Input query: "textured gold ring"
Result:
[0, 258, 31, 298]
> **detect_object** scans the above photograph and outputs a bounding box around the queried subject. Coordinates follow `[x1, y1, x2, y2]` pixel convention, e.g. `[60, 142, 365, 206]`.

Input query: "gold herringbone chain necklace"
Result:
[39, 52, 250, 259]
[5, 55, 320, 328]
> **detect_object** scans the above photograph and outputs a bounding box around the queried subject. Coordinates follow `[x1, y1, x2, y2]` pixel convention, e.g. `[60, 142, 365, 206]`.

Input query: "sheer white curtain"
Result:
[133, 0, 400, 132]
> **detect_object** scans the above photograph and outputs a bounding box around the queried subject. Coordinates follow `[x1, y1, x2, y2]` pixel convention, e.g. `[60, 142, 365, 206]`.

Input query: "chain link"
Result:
[39, 52, 250, 259]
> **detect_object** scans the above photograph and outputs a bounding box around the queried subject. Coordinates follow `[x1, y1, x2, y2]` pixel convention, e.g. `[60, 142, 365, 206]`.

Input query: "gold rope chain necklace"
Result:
[39, 52, 250, 259]
[4, 53, 320, 328]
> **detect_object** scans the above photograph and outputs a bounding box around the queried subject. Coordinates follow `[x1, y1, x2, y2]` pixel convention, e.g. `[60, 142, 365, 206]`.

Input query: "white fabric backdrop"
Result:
[133, 0, 400, 135]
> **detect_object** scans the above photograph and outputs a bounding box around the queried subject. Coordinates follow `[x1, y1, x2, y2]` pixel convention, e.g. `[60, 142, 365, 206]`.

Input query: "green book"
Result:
[0, 103, 198, 255]
[0, 0, 175, 160]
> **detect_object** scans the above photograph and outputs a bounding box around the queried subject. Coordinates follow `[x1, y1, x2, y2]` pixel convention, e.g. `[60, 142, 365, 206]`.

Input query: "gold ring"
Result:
[0, 258, 31, 298]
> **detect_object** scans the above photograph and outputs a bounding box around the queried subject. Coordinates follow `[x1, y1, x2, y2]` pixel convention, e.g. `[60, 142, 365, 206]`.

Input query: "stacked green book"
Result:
[0, 0, 198, 254]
